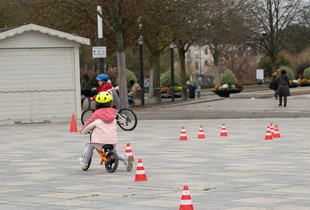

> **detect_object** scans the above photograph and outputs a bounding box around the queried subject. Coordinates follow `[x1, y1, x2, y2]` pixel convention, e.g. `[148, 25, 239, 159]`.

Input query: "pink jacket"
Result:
[80, 108, 117, 146]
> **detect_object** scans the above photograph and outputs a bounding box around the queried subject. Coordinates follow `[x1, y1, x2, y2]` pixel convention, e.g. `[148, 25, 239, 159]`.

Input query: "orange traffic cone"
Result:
[135, 159, 147, 181]
[179, 185, 194, 210]
[198, 125, 205, 139]
[220, 123, 227, 136]
[265, 125, 273, 140]
[70, 114, 77, 132]
[270, 123, 274, 136]
[180, 127, 188, 141]
[125, 143, 135, 162]
[273, 124, 280, 138]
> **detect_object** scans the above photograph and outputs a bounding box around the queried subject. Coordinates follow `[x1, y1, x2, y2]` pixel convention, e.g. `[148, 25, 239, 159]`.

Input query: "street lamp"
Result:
[97, 6, 104, 73]
[139, 36, 145, 105]
[170, 43, 175, 102]
[197, 45, 201, 98]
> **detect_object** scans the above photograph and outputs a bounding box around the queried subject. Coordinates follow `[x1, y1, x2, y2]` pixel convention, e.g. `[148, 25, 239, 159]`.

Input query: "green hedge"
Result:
[220, 69, 238, 86]
[160, 71, 181, 87]
[279, 66, 294, 80]
[303, 67, 310, 79]
[116, 69, 137, 88]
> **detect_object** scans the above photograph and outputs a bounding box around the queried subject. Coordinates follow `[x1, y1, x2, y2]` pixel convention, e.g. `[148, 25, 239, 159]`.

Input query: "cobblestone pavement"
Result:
[1, 118, 310, 209]
[132, 93, 310, 120]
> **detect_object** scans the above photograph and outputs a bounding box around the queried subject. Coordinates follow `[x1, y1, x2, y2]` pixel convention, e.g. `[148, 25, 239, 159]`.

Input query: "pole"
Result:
[197, 45, 201, 98]
[97, 6, 104, 73]
[170, 43, 175, 102]
[139, 37, 145, 105]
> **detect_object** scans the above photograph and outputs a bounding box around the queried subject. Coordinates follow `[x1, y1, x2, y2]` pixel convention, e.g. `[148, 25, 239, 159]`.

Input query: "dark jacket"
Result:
[275, 75, 290, 96]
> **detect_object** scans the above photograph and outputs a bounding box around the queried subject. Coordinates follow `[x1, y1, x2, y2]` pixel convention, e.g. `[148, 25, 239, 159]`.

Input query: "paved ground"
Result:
[1, 86, 310, 209]
[1, 118, 310, 209]
[131, 86, 310, 120]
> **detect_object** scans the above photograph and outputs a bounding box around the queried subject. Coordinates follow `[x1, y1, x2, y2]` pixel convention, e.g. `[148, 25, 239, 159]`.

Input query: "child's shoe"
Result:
[79, 157, 88, 170]
[125, 156, 133, 172]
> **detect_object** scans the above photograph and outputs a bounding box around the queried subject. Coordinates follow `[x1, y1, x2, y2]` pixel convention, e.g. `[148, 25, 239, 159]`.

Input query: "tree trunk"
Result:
[271, 55, 277, 73]
[213, 50, 220, 85]
[214, 66, 220, 85]
[117, 51, 128, 108]
[178, 47, 186, 86]
[152, 54, 161, 88]
[115, 31, 128, 109]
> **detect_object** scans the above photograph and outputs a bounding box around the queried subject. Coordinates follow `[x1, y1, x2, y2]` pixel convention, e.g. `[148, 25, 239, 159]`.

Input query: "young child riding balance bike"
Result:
[92, 73, 120, 107]
[79, 91, 132, 172]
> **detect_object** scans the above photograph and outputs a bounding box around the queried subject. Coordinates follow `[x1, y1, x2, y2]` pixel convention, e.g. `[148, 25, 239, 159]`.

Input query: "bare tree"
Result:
[98, 0, 136, 108]
[247, 0, 302, 73]
[301, 1, 310, 27]
[221, 45, 258, 82]
[203, 0, 250, 85]
[28, 0, 140, 108]
[171, 0, 214, 86]
[137, 0, 174, 89]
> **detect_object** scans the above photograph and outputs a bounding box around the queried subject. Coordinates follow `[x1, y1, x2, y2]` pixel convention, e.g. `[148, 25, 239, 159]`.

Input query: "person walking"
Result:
[272, 69, 280, 99]
[275, 70, 290, 107]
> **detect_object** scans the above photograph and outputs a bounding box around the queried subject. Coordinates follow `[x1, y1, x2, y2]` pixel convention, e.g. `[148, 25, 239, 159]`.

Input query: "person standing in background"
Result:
[128, 80, 140, 107]
[275, 70, 290, 107]
[144, 76, 150, 93]
[81, 74, 92, 108]
[272, 69, 280, 99]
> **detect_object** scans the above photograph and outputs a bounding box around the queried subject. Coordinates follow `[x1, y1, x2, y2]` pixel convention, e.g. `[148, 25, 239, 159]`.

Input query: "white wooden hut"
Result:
[0, 24, 90, 125]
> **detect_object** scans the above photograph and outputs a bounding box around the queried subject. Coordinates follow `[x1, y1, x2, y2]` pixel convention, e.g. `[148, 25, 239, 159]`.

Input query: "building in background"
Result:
[0, 24, 90, 125]
[185, 44, 262, 85]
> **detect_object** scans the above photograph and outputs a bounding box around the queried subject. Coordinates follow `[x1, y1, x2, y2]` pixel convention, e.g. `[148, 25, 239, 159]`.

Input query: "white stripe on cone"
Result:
[182, 190, 190, 195]
[180, 200, 193, 205]
[135, 170, 145, 174]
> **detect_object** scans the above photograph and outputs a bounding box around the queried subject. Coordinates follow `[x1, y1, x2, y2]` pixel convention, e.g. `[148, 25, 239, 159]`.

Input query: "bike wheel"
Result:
[116, 108, 138, 131]
[81, 108, 94, 125]
[105, 150, 119, 173]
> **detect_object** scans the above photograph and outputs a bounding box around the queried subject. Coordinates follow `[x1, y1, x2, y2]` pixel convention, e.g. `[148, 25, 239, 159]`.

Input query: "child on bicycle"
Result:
[92, 74, 120, 107]
[79, 91, 132, 172]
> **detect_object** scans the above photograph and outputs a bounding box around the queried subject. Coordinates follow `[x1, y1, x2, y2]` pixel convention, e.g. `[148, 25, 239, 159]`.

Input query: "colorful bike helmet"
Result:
[96, 74, 109, 81]
[95, 91, 113, 104]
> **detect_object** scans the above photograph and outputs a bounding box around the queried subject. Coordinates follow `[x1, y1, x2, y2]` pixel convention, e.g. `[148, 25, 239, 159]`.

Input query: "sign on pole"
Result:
[92, 46, 107, 58]
[256, 69, 264, 84]
[97, 6, 104, 73]
[256, 69, 264, 81]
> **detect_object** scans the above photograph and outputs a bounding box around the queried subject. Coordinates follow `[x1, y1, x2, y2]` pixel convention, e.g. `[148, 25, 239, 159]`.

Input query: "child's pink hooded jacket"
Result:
[80, 108, 117, 148]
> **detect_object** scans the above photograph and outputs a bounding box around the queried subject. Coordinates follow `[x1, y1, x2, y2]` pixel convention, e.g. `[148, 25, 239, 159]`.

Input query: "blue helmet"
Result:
[96, 74, 109, 81]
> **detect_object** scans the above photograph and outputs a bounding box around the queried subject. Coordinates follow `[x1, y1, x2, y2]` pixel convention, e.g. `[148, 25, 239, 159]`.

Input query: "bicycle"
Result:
[81, 137, 119, 173]
[81, 108, 137, 131]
